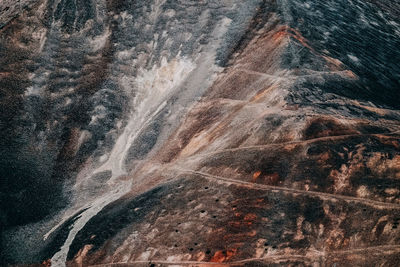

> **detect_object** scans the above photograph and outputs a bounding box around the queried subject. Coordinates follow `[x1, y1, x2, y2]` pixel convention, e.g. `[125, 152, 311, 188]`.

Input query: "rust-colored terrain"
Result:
[1, 0, 400, 266]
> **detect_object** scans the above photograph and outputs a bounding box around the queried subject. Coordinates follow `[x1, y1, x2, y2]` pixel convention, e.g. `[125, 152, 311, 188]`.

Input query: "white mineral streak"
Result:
[48, 56, 196, 267]
[46, 3, 232, 265]
[95, 56, 196, 183]
[48, 182, 129, 266]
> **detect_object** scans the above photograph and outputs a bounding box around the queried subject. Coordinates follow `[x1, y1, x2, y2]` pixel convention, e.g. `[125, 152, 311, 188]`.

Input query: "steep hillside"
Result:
[1, 0, 399, 266]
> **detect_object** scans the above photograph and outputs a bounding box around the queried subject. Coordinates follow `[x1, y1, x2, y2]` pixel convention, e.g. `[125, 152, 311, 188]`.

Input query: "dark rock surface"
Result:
[0, 0, 399, 266]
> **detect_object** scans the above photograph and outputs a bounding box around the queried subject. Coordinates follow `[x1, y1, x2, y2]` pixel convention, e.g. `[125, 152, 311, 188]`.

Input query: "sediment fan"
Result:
[1, 0, 400, 266]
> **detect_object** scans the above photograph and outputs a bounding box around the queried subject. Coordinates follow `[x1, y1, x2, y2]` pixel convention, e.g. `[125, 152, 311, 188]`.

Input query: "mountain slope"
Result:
[1, 0, 399, 266]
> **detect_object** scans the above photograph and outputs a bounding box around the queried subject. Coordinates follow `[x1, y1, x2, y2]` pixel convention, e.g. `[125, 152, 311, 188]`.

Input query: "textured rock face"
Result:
[0, 0, 400, 266]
